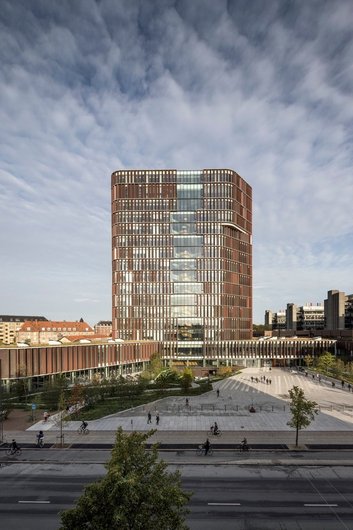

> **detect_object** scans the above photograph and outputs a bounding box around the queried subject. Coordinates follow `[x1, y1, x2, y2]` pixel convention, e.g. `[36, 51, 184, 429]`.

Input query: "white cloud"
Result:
[0, 0, 352, 325]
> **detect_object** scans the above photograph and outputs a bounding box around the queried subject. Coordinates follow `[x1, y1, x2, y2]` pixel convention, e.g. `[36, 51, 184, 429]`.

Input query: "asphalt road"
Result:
[4, 446, 353, 465]
[1, 464, 353, 530]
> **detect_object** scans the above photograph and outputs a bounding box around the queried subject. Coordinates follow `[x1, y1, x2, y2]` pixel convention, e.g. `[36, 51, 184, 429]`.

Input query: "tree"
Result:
[332, 358, 345, 378]
[41, 375, 68, 411]
[304, 354, 314, 368]
[317, 352, 335, 375]
[149, 351, 164, 378]
[180, 368, 193, 391]
[60, 429, 191, 529]
[287, 386, 318, 447]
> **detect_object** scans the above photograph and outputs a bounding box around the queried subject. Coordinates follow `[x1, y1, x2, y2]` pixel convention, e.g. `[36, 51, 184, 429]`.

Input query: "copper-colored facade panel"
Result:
[0, 341, 159, 380]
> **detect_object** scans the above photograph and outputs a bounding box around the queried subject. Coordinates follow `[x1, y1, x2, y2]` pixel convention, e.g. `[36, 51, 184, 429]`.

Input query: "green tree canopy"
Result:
[180, 368, 193, 391]
[149, 351, 164, 378]
[287, 385, 318, 446]
[60, 428, 191, 530]
[303, 354, 314, 368]
[316, 352, 335, 375]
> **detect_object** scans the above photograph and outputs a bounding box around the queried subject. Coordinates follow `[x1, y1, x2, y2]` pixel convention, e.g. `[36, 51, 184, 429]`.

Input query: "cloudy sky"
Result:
[1, 0, 353, 326]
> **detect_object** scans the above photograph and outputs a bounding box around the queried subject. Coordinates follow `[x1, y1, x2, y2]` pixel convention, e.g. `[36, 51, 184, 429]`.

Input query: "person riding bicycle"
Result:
[240, 437, 248, 451]
[213, 422, 220, 436]
[36, 430, 44, 447]
[10, 439, 19, 452]
[81, 420, 88, 431]
[203, 438, 211, 455]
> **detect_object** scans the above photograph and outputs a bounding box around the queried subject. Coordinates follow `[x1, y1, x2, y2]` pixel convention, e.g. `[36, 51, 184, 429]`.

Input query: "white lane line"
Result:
[208, 502, 241, 506]
[18, 500, 51, 504]
[304, 503, 338, 507]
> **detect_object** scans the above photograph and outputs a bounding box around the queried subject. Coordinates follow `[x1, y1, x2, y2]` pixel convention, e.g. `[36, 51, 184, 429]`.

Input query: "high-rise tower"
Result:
[111, 169, 252, 357]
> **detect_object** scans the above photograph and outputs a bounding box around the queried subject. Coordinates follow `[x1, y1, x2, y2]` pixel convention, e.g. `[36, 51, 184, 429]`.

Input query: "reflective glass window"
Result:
[174, 247, 202, 258]
[173, 236, 202, 246]
[170, 259, 196, 270]
[171, 306, 196, 317]
[177, 198, 202, 210]
[171, 212, 196, 223]
[171, 270, 197, 282]
[176, 171, 202, 183]
[174, 283, 203, 294]
[171, 294, 196, 305]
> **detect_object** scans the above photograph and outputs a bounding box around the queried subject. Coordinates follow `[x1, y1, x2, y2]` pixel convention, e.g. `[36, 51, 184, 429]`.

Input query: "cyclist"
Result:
[10, 439, 19, 454]
[213, 422, 220, 436]
[80, 420, 88, 432]
[240, 437, 248, 451]
[203, 438, 211, 456]
[36, 430, 44, 447]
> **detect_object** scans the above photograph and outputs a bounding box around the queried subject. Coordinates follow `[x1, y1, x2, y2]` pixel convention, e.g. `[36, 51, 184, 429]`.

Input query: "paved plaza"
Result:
[23, 367, 353, 439]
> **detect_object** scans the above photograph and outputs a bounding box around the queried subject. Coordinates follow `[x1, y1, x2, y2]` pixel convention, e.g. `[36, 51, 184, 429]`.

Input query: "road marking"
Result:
[18, 500, 51, 504]
[304, 503, 338, 507]
[208, 502, 241, 506]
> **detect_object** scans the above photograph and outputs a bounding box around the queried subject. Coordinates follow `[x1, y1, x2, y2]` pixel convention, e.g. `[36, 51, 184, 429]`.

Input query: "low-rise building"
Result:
[0, 315, 47, 345]
[17, 320, 94, 345]
[94, 320, 112, 337]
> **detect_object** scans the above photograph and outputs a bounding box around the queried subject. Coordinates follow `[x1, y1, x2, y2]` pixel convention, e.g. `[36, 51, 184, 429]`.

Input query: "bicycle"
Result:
[208, 429, 222, 437]
[5, 447, 22, 457]
[36, 438, 44, 448]
[239, 443, 250, 453]
[196, 444, 213, 456]
[77, 426, 89, 435]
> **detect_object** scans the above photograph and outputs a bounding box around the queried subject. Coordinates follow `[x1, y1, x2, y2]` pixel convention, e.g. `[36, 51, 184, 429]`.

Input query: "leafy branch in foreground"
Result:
[60, 428, 191, 530]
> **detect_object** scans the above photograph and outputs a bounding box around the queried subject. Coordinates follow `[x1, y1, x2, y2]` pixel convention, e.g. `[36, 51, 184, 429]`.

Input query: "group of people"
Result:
[10, 420, 89, 453]
[251, 376, 271, 385]
[201, 437, 248, 455]
[147, 411, 160, 425]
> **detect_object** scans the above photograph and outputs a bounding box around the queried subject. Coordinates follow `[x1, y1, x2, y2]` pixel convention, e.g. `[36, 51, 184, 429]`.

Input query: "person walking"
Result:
[156, 412, 160, 425]
[204, 438, 210, 456]
[147, 411, 152, 424]
[216, 389, 220, 398]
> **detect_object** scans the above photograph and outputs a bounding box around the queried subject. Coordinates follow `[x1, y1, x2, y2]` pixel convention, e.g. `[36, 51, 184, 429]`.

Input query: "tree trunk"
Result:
[295, 420, 299, 447]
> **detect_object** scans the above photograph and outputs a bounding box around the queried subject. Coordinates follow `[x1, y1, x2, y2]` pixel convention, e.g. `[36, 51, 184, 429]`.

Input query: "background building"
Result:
[266, 310, 286, 332]
[112, 168, 252, 358]
[94, 320, 112, 337]
[265, 304, 324, 334]
[324, 290, 353, 331]
[0, 315, 47, 345]
[17, 320, 94, 345]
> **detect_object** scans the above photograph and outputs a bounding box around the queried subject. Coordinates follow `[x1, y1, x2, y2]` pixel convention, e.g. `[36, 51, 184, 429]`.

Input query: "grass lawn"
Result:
[69, 384, 212, 421]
